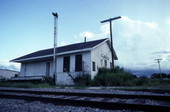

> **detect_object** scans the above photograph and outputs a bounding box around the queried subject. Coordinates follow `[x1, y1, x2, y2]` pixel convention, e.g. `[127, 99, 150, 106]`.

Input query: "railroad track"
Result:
[0, 88, 170, 112]
[121, 89, 170, 94]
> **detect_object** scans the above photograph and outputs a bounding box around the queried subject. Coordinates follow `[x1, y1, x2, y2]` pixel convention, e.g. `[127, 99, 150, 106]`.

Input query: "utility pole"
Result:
[155, 59, 162, 79]
[101, 16, 121, 68]
[52, 12, 58, 85]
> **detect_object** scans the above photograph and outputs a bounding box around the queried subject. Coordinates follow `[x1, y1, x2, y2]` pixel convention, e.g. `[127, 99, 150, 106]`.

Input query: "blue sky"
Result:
[0, 0, 170, 75]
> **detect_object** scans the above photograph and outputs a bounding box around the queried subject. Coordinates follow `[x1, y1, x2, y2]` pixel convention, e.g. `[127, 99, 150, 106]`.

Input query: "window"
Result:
[24, 64, 27, 76]
[105, 60, 107, 68]
[110, 62, 112, 68]
[75, 54, 82, 71]
[46, 62, 50, 76]
[63, 56, 70, 72]
[92, 61, 96, 71]
[101, 60, 103, 67]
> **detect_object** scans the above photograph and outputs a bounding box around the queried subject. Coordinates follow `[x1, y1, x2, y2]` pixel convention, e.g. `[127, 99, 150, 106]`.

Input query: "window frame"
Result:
[75, 54, 82, 72]
[46, 62, 50, 76]
[105, 60, 107, 68]
[63, 56, 70, 72]
[92, 61, 96, 71]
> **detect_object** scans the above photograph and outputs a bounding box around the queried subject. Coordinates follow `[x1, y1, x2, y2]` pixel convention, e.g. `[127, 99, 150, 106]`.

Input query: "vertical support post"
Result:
[52, 12, 58, 85]
[109, 20, 114, 68]
[84, 37, 86, 43]
[155, 59, 162, 79]
[101, 16, 121, 68]
[158, 62, 162, 77]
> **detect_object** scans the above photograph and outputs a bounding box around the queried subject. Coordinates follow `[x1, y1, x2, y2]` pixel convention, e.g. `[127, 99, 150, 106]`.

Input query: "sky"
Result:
[0, 0, 170, 75]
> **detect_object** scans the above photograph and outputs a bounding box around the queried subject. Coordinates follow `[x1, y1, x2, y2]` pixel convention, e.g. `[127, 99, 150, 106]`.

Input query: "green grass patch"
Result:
[93, 67, 136, 86]
[92, 67, 170, 88]
[0, 82, 55, 88]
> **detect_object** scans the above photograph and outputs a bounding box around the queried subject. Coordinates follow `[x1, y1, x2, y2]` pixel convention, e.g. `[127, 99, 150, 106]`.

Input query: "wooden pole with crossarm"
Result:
[155, 58, 162, 79]
[101, 16, 121, 68]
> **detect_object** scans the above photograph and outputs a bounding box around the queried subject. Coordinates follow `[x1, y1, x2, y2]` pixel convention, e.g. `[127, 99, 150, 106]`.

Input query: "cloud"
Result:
[152, 51, 170, 54]
[151, 51, 170, 64]
[165, 15, 170, 24]
[115, 16, 170, 69]
[0, 59, 20, 71]
[73, 16, 170, 70]
[167, 20, 170, 24]
[75, 31, 96, 39]
[118, 17, 170, 68]
[59, 41, 68, 46]
[74, 24, 111, 41]
[75, 16, 170, 70]
[166, 19, 170, 24]
[145, 22, 158, 29]
[100, 23, 110, 35]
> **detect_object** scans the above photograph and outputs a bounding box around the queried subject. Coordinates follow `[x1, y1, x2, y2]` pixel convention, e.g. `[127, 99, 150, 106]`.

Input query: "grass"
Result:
[0, 81, 169, 90]
[0, 82, 55, 88]
[0, 67, 169, 89]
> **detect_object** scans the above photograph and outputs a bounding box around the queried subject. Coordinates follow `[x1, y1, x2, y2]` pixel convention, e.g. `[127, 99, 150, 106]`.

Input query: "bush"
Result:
[151, 73, 170, 79]
[131, 78, 149, 86]
[74, 74, 92, 86]
[0, 77, 8, 83]
[93, 67, 136, 86]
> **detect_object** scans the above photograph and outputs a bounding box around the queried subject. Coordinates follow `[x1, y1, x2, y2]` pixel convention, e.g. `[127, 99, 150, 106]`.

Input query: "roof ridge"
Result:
[57, 38, 108, 48]
[11, 38, 109, 62]
[29, 38, 108, 52]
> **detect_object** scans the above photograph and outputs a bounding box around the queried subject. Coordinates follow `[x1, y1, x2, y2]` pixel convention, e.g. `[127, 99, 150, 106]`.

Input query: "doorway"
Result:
[46, 62, 50, 76]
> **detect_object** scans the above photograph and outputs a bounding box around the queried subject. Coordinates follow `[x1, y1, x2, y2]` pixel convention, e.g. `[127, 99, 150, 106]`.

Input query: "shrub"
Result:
[0, 77, 8, 83]
[151, 73, 170, 79]
[131, 78, 149, 86]
[74, 74, 92, 86]
[93, 67, 136, 86]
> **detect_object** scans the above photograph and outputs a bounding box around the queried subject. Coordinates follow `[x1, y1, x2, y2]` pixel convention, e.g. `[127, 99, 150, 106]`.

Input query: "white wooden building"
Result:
[0, 69, 19, 80]
[11, 38, 118, 85]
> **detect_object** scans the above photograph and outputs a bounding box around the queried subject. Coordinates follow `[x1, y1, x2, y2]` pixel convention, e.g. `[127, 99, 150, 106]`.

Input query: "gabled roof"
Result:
[11, 38, 117, 63]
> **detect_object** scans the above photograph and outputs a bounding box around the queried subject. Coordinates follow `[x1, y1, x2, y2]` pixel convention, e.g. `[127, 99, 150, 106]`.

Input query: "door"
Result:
[46, 62, 50, 76]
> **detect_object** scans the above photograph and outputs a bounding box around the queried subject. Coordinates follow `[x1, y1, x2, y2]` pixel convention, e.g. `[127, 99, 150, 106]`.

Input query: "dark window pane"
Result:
[105, 60, 107, 68]
[63, 56, 70, 72]
[46, 62, 50, 76]
[75, 54, 82, 71]
[92, 61, 95, 71]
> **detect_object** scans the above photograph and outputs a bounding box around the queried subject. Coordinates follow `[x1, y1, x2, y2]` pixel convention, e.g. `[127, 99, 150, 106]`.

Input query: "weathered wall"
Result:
[20, 52, 91, 85]
[20, 61, 53, 77]
[91, 41, 112, 79]
[19, 41, 112, 85]
[0, 69, 19, 79]
[56, 52, 91, 85]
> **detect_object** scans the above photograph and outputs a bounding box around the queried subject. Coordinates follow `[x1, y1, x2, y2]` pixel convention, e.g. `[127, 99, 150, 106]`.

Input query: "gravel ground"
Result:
[0, 87, 169, 96]
[0, 87, 169, 112]
[1, 91, 169, 107]
[0, 98, 143, 112]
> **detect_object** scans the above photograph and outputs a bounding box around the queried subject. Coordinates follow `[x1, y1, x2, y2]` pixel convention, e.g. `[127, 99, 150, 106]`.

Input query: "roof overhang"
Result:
[11, 48, 92, 63]
[11, 38, 118, 63]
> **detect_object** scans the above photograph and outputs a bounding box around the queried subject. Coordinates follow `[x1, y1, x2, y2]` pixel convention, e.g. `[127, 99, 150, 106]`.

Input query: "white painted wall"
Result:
[20, 52, 91, 85]
[19, 41, 112, 85]
[91, 41, 112, 79]
[20, 61, 53, 77]
[0, 69, 19, 79]
[56, 52, 91, 85]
